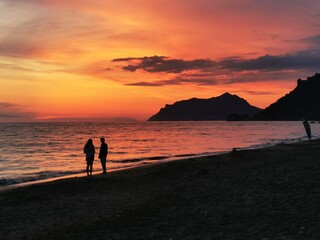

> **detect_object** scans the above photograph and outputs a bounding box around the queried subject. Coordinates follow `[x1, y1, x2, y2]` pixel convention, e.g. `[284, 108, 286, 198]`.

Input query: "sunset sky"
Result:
[1, 0, 320, 121]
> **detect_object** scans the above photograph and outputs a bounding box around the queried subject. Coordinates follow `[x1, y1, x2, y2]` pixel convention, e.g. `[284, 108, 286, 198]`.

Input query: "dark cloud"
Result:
[112, 56, 167, 62]
[126, 77, 219, 87]
[115, 46, 320, 82]
[0, 103, 36, 122]
[214, 69, 315, 85]
[113, 56, 214, 73]
[218, 51, 320, 72]
[234, 90, 277, 96]
[125, 68, 312, 87]
[125, 81, 165, 87]
[300, 34, 320, 46]
[113, 32, 320, 87]
[123, 65, 139, 72]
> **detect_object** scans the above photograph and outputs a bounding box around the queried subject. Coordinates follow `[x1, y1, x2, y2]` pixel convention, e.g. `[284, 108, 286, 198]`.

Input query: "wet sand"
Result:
[1, 139, 320, 240]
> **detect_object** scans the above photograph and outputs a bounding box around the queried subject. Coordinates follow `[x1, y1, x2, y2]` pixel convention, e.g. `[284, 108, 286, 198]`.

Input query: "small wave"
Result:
[64, 154, 78, 158]
[109, 155, 170, 163]
[173, 153, 198, 158]
[109, 157, 148, 163]
[110, 151, 127, 155]
[241, 136, 309, 151]
[198, 133, 211, 136]
[48, 142, 59, 146]
[148, 156, 170, 161]
[0, 170, 82, 187]
[131, 139, 153, 142]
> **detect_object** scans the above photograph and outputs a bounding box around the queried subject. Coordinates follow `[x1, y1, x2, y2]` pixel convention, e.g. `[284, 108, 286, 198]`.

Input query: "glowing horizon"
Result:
[1, 0, 320, 121]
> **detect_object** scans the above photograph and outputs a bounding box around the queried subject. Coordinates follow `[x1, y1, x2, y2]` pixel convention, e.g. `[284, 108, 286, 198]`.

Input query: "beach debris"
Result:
[298, 226, 306, 234]
[193, 169, 209, 177]
[204, 210, 209, 217]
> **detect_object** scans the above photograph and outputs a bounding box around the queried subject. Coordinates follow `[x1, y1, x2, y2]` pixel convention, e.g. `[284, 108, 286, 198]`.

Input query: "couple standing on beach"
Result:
[84, 138, 108, 176]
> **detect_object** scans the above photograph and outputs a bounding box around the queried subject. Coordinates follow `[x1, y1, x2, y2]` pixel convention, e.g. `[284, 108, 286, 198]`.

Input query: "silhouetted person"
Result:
[84, 139, 95, 176]
[98, 137, 108, 174]
[303, 119, 312, 140]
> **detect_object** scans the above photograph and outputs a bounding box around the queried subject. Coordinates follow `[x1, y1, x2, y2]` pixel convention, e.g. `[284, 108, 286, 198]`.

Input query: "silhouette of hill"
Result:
[253, 73, 320, 120]
[148, 93, 261, 121]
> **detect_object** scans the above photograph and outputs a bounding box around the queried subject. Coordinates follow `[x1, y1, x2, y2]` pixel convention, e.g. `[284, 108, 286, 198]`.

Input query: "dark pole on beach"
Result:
[303, 119, 312, 141]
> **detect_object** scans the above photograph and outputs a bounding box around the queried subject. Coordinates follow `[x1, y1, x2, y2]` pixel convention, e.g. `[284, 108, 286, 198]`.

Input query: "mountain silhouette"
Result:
[148, 92, 261, 121]
[253, 73, 320, 120]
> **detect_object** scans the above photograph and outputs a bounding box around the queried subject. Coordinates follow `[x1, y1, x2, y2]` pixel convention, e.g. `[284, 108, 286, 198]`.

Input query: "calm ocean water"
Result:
[0, 121, 319, 187]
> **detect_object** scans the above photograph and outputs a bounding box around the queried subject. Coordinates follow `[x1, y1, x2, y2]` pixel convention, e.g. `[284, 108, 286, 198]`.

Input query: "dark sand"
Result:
[1, 140, 320, 240]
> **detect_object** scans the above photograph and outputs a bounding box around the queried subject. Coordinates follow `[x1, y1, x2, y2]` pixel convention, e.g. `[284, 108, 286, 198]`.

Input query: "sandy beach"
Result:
[1, 139, 320, 240]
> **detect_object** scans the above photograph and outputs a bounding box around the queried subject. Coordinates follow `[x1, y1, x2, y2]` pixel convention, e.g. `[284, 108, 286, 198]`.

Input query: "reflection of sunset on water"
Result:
[1, 121, 319, 186]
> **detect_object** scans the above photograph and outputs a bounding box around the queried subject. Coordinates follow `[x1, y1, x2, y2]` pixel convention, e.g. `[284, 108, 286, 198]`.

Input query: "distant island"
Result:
[148, 73, 320, 121]
[35, 117, 138, 123]
[148, 92, 261, 121]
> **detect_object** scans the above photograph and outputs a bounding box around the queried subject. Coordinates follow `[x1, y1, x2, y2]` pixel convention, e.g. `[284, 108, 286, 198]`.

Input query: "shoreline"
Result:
[1, 136, 314, 191]
[1, 139, 320, 239]
[0, 152, 228, 192]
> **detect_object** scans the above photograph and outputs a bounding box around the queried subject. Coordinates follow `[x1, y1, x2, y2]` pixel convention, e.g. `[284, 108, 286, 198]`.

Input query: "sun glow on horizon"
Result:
[1, 0, 320, 122]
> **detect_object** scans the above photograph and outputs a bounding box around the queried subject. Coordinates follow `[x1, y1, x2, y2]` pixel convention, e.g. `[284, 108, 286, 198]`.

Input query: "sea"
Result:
[0, 121, 319, 188]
